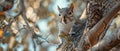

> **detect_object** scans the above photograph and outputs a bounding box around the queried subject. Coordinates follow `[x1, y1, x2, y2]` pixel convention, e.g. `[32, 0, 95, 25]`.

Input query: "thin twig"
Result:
[20, 0, 36, 51]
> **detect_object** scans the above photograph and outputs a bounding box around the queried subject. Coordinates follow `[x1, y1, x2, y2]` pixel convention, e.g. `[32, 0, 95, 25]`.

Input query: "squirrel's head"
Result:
[58, 3, 74, 24]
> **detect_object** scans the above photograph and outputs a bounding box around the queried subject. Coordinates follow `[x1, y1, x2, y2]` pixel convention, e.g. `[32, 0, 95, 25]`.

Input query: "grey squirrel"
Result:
[57, 3, 85, 48]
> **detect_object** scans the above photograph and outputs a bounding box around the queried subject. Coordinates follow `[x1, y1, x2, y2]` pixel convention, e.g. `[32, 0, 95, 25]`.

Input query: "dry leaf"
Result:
[0, 29, 3, 38]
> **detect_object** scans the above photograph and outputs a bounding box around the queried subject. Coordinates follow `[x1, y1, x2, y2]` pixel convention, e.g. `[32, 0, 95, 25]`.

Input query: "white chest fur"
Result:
[58, 21, 75, 34]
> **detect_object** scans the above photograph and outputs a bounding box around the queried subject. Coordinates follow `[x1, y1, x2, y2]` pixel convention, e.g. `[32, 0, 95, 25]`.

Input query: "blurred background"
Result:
[0, 0, 86, 51]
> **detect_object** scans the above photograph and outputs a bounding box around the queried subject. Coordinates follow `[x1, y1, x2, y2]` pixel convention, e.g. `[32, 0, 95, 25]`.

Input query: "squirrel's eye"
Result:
[59, 14, 61, 16]
[68, 12, 72, 15]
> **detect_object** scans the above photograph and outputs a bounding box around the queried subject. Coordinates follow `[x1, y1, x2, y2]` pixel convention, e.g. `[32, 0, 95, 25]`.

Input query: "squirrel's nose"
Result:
[62, 16, 67, 24]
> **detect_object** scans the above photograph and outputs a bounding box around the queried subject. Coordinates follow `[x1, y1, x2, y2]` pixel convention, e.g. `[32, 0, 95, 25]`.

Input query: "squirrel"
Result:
[57, 3, 75, 44]
[57, 3, 84, 48]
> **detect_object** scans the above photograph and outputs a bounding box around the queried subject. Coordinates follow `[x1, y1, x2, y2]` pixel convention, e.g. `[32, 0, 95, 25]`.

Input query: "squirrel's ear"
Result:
[70, 3, 74, 10]
[58, 6, 61, 11]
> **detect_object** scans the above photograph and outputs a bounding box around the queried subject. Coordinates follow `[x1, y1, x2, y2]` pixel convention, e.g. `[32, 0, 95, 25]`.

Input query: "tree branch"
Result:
[77, 1, 120, 51]
[88, 27, 120, 51]
[87, 1, 120, 46]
